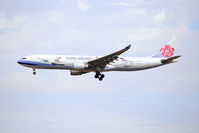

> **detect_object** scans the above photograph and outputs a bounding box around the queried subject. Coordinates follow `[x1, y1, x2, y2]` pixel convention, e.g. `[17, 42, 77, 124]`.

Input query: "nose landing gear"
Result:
[95, 72, 105, 81]
[33, 69, 36, 75]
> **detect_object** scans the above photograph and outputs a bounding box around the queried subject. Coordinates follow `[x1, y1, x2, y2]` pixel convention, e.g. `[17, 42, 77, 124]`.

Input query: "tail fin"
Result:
[151, 38, 178, 58]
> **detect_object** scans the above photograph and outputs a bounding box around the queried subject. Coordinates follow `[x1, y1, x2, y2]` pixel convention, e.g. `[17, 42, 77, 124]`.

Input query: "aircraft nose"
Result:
[17, 59, 23, 64]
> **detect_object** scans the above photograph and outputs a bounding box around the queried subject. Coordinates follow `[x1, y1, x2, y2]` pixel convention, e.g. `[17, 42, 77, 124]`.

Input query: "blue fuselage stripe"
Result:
[18, 60, 53, 66]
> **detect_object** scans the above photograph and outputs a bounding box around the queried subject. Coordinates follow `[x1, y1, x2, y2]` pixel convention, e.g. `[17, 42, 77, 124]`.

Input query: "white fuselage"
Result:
[17, 55, 164, 72]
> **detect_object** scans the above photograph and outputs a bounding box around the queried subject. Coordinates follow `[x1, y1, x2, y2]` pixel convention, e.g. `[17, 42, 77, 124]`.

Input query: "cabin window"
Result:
[43, 60, 49, 62]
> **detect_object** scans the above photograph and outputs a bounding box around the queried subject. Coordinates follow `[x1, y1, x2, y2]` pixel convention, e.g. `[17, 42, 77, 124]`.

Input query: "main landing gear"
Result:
[33, 69, 36, 75]
[95, 72, 105, 81]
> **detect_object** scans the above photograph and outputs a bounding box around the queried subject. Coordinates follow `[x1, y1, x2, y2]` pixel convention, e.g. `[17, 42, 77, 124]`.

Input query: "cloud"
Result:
[111, 1, 138, 7]
[0, 69, 118, 94]
[128, 8, 147, 16]
[13, 15, 28, 26]
[127, 26, 167, 41]
[0, 12, 8, 30]
[0, 12, 28, 30]
[46, 10, 66, 23]
[153, 10, 165, 24]
[127, 23, 189, 42]
[77, 0, 91, 11]
[109, 0, 149, 8]
[0, 18, 45, 53]
[0, 109, 198, 133]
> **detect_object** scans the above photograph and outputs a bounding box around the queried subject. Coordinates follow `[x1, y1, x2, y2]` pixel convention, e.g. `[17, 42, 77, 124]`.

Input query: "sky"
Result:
[0, 0, 199, 133]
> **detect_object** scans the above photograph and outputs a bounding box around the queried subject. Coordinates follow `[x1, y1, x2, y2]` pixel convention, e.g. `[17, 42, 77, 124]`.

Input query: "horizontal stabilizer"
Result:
[161, 56, 181, 64]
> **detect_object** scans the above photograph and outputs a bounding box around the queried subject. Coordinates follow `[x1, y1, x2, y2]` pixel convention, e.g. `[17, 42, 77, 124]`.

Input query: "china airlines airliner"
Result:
[17, 39, 181, 81]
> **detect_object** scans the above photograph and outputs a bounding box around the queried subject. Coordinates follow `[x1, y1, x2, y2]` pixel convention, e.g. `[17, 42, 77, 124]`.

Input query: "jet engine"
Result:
[73, 62, 87, 70]
[70, 70, 84, 75]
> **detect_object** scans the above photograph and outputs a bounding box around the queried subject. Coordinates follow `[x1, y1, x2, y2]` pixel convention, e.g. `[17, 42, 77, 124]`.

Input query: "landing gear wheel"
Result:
[98, 74, 105, 81]
[95, 71, 105, 81]
[33, 69, 36, 75]
[95, 72, 100, 79]
[95, 74, 99, 78]
[99, 77, 103, 81]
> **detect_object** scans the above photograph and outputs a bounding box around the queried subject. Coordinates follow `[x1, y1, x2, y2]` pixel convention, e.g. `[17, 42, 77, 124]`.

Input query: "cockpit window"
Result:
[22, 57, 26, 59]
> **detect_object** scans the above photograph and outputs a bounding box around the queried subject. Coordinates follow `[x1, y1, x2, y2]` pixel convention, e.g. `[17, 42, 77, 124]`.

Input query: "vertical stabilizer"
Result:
[151, 38, 178, 58]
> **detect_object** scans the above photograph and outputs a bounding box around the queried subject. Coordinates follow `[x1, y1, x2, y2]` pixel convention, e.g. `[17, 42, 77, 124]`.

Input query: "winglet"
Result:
[125, 44, 131, 50]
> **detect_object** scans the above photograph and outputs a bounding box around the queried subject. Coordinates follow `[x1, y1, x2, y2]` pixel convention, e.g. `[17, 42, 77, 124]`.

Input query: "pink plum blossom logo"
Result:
[160, 45, 175, 57]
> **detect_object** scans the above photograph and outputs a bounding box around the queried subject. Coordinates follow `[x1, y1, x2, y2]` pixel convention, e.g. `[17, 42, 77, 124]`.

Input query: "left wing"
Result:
[87, 45, 131, 69]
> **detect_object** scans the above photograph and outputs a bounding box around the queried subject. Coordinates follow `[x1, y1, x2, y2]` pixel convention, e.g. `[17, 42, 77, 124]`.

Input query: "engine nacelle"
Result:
[73, 62, 87, 70]
[70, 70, 83, 76]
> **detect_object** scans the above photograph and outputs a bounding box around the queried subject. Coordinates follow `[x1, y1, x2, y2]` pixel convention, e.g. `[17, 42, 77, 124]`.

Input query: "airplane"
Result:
[17, 39, 181, 81]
